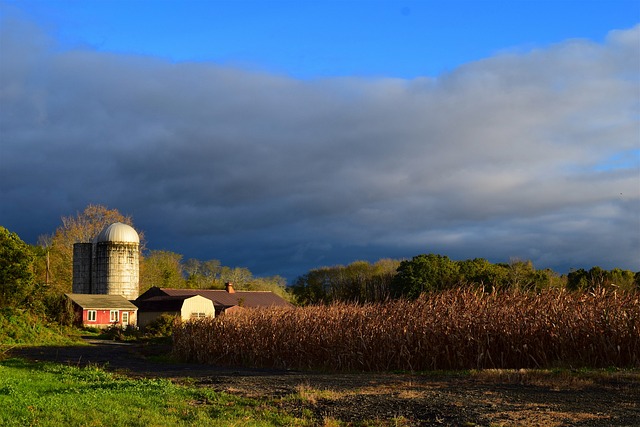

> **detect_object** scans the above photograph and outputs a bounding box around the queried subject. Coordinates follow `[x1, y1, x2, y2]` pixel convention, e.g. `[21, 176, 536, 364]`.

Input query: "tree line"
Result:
[292, 254, 639, 304]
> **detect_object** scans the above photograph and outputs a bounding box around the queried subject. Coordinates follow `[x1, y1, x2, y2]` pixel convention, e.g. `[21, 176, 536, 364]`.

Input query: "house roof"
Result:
[65, 294, 138, 310]
[137, 287, 292, 309]
[133, 295, 213, 312]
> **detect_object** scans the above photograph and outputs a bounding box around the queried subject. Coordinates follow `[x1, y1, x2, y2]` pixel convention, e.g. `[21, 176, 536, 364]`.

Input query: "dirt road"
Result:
[9, 339, 640, 426]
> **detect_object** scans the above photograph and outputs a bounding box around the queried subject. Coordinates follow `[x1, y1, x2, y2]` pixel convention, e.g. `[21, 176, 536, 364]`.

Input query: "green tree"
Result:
[391, 254, 460, 298]
[291, 269, 332, 305]
[291, 260, 400, 305]
[0, 226, 36, 308]
[502, 259, 549, 291]
[139, 250, 185, 292]
[184, 258, 222, 289]
[219, 266, 253, 289]
[567, 268, 589, 291]
[365, 259, 400, 302]
[244, 275, 292, 301]
[456, 258, 509, 289]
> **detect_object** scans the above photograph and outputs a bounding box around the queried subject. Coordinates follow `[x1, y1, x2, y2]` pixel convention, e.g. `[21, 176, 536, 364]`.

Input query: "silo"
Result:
[72, 242, 93, 293]
[93, 222, 140, 300]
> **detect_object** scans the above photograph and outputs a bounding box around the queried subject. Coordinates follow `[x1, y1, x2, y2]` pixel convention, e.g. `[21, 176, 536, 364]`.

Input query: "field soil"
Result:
[9, 338, 640, 426]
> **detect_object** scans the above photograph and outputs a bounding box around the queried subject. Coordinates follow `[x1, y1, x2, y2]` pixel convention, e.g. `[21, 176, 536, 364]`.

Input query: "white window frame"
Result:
[87, 310, 97, 322]
[190, 312, 206, 319]
[110, 310, 119, 323]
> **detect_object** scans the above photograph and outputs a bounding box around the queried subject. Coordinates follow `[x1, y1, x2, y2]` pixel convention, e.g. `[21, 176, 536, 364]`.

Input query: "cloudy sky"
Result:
[1, 1, 639, 281]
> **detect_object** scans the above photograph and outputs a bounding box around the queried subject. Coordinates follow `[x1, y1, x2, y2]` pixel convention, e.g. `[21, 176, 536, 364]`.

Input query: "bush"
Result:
[0, 307, 78, 346]
[144, 314, 179, 337]
[98, 324, 140, 341]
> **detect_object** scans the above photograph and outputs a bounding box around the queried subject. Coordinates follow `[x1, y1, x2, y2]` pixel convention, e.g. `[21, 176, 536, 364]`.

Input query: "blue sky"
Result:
[6, 0, 639, 78]
[1, 0, 639, 280]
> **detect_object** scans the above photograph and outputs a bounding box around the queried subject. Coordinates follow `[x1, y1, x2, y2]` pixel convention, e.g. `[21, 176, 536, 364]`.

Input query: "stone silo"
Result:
[93, 222, 140, 300]
[72, 242, 93, 294]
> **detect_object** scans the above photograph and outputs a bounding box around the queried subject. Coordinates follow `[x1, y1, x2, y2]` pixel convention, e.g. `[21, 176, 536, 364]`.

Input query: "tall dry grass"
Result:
[173, 289, 640, 371]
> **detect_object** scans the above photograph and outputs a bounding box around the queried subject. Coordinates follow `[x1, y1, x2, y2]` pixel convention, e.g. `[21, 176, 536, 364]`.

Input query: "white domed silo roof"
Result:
[96, 222, 139, 243]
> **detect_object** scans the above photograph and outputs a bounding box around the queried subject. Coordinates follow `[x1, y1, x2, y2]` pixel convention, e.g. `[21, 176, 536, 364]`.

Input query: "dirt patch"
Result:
[8, 339, 640, 426]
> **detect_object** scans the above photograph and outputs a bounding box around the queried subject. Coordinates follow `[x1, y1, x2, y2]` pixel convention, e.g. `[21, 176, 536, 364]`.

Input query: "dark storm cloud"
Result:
[1, 15, 638, 279]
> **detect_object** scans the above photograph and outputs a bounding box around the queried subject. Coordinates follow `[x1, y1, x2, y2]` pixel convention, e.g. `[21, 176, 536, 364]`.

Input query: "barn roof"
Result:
[65, 294, 138, 310]
[133, 295, 212, 312]
[136, 287, 292, 309]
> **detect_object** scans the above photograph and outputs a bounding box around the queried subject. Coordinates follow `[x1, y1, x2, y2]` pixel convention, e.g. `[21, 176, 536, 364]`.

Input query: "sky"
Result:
[1, 0, 639, 281]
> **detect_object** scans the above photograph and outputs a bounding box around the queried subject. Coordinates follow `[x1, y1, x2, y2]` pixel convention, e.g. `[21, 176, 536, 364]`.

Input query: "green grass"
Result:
[0, 358, 307, 426]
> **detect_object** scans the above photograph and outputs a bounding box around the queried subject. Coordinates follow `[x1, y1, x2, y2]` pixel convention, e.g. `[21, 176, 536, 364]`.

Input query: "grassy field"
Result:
[0, 358, 309, 427]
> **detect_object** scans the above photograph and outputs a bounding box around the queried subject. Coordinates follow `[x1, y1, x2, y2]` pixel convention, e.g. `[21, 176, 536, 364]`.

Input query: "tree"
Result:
[0, 226, 36, 308]
[391, 254, 460, 298]
[44, 204, 139, 293]
[139, 250, 185, 293]
[366, 258, 400, 302]
[291, 270, 331, 305]
[567, 268, 589, 291]
[568, 267, 637, 291]
[457, 258, 508, 289]
[184, 258, 222, 289]
[219, 266, 253, 289]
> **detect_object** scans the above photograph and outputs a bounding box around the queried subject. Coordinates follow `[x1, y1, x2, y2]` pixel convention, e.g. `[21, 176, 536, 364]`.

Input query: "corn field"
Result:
[173, 289, 640, 371]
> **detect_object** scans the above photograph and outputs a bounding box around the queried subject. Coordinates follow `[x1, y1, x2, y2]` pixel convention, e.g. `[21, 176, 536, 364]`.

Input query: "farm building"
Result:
[66, 293, 138, 328]
[72, 222, 140, 300]
[134, 295, 215, 328]
[136, 283, 292, 316]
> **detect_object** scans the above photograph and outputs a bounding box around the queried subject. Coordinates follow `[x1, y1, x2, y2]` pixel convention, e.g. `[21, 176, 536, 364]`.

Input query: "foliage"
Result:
[98, 324, 141, 341]
[38, 291, 76, 326]
[567, 266, 637, 291]
[184, 258, 221, 289]
[174, 288, 640, 371]
[392, 254, 460, 297]
[0, 226, 36, 308]
[291, 259, 400, 304]
[0, 358, 304, 426]
[388, 254, 591, 299]
[140, 250, 185, 293]
[143, 313, 179, 337]
[0, 308, 79, 346]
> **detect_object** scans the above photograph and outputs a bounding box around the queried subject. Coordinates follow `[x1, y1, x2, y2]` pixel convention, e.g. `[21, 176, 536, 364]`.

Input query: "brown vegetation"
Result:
[173, 288, 640, 371]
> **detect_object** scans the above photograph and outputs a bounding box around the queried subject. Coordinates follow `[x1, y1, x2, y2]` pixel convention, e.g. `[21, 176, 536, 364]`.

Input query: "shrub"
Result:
[144, 314, 179, 337]
[0, 307, 78, 346]
[99, 324, 140, 341]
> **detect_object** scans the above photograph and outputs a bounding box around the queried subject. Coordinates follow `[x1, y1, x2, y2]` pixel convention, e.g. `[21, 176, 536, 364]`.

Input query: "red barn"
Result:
[66, 294, 138, 328]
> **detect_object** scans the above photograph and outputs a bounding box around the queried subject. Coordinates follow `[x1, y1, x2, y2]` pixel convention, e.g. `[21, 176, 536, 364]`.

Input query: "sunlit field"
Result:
[174, 289, 640, 371]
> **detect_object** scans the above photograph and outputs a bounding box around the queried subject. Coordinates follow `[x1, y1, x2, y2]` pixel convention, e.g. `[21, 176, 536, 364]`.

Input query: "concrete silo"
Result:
[72, 242, 93, 294]
[72, 222, 140, 300]
[93, 222, 140, 300]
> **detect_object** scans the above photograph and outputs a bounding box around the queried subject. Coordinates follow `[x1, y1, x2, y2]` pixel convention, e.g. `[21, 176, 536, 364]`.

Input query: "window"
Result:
[110, 310, 119, 323]
[87, 310, 96, 322]
[190, 312, 206, 319]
